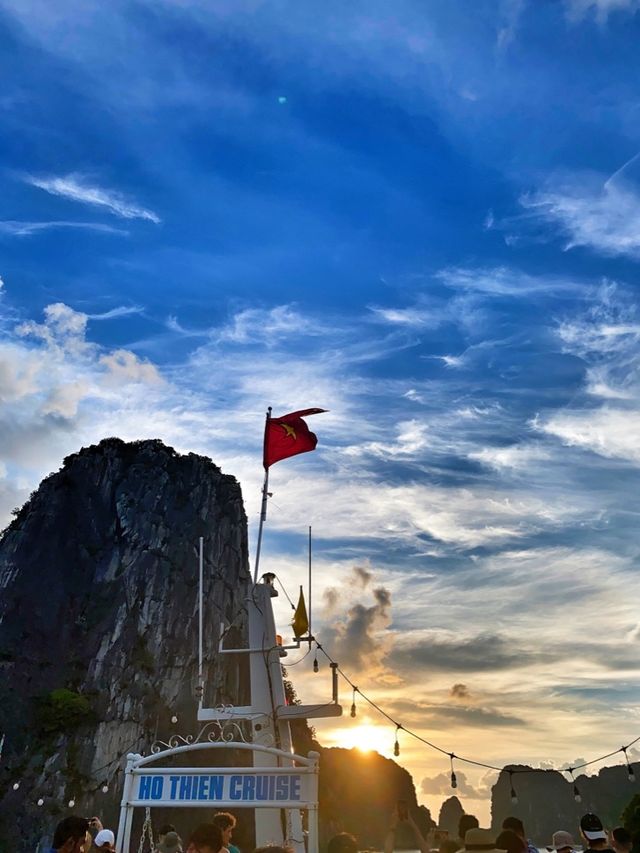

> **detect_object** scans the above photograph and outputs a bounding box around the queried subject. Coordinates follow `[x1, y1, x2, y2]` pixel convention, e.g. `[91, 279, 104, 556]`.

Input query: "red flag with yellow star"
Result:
[263, 408, 327, 469]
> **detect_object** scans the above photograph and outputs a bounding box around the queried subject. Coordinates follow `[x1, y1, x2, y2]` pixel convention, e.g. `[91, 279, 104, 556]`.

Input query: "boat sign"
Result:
[128, 767, 316, 808]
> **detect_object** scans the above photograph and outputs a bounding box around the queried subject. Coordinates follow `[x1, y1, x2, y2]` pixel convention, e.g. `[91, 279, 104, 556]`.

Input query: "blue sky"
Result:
[3, 0, 640, 822]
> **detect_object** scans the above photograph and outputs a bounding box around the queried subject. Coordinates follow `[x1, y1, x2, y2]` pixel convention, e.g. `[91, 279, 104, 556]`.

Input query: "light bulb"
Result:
[573, 786, 582, 803]
[451, 771, 457, 789]
[313, 658, 319, 673]
[12, 782, 20, 791]
[511, 794, 519, 805]
[394, 740, 400, 757]
[171, 715, 178, 724]
[102, 784, 109, 793]
[350, 703, 357, 718]
[68, 799, 75, 808]
[37, 798, 44, 806]
[629, 770, 636, 783]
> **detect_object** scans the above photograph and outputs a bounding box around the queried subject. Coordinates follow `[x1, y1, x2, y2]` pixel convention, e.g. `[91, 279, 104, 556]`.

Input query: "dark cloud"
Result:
[353, 565, 372, 587]
[323, 587, 339, 611]
[328, 584, 392, 671]
[395, 633, 558, 674]
[388, 697, 524, 729]
[450, 683, 471, 702]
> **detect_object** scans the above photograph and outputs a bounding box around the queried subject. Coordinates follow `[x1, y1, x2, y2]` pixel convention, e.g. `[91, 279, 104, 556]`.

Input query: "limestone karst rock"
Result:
[491, 763, 637, 842]
[0, 438, 251, 850]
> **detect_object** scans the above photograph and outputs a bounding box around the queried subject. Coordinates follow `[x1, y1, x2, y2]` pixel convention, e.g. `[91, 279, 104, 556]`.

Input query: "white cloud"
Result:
[535, 285, 640, 462]
[87, 306, 144, 321]
[41, 381, 90, 418]
[470, 443, 551, 470]
[538, 407, 640, 463]
[25, 174, 160, 223]
[99, 349, 163, 385]
[436, 266, 578, 296]
[565, 0, 640, 22]
[520, 177, 640, 259]
[0, 220, 127, 236]
[16, 302, 90, 356]
[214, 305, 321, 345]
[368, 305, 442, 328]
[421, 769, 485, 798]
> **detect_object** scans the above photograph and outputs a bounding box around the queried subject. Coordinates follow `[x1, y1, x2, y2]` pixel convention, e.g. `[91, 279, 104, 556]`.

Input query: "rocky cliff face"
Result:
[318, 747, 435, 848]
[0, 438, 251, 851]
[491, 763, 636, 842]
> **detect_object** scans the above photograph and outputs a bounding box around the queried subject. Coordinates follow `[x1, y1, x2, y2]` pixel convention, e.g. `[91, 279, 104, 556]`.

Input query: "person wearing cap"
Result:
[93, 829, 115, 851]
[580, 814, 615, 853]
[547, 831, 576, 853]
[502, 818, 537, 853]
[50, 817, 92, 853]
[463, 827, 504, 853]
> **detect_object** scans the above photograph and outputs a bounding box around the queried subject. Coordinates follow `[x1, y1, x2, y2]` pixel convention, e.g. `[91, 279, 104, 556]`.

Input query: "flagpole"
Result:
[253, 407, 272, 584]
[308, 525, 312, 642]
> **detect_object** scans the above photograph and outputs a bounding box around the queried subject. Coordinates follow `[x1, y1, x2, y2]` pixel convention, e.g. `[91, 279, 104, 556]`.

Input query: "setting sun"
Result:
[323, 723, 387, 754]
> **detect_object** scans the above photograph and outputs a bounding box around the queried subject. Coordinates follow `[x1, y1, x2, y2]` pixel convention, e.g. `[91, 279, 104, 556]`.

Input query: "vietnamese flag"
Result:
[263, 408, 327, 469]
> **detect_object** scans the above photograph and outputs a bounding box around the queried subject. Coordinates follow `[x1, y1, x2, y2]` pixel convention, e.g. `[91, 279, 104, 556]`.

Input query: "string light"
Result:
[171, 715, 178, 724]
[101, 783, 109, 794]
[622, 746, 636, 782]
[37, 798, 44, 807]
[450, 754, 457, 789]
[566, 768, 581, 803]
[313, 655, 319, 673]
[12, 782, 19, 791]
[350, 688, 357, 718]
[312, 637, 640, 791]
[509, 771, 518, 804]
[68, 798, 75, 808]
[394, 725, 402, 757]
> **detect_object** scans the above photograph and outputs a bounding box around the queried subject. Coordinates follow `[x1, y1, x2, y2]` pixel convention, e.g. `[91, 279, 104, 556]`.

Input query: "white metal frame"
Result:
[116, 742, 320, 853]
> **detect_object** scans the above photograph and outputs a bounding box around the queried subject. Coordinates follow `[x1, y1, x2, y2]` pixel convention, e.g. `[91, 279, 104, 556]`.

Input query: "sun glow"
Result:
[323, 723, 387, 754]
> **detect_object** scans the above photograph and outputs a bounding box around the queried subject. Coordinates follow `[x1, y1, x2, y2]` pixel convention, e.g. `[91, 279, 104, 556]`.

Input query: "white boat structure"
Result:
[116, 539, 342, 853]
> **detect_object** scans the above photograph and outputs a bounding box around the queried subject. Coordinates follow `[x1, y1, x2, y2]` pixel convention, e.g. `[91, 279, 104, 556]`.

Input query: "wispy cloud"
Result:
[565, 0, 640, 22]
[368, 305, 443, 328]
[436, 266, 580, 296]
[0, 220, 127, 236]
[214, 305, 323, 346]
[24, 174, 160, 223]
[519, 175, 640, 259]
[87, 306, 144, 321]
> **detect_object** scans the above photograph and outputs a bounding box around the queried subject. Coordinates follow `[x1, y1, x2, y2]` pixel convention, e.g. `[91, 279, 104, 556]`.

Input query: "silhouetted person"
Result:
[328, 834, 358, 853]
[186, 824, 223, 853]
[502, 817, 537, 853]
[496, 829, 526, 853]
[384, 805, 429, 853]
[612, 828, 633, 853]
[51, 817, 91, 853]
[459, 816, 480, 848]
